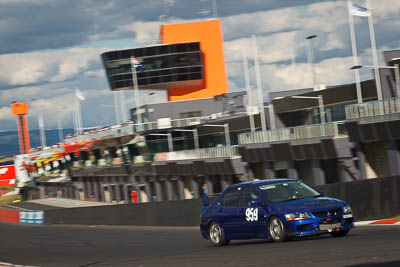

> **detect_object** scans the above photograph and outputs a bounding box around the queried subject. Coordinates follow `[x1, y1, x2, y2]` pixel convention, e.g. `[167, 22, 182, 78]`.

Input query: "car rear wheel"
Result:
[330, 229, 349, 237]
[209, 222, 230, 247]
[268, 216, 287, 242]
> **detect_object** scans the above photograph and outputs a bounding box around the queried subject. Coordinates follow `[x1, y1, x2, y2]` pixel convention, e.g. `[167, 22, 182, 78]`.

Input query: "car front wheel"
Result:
[209, 222, 230, 247]
[268, 216, 287, 242]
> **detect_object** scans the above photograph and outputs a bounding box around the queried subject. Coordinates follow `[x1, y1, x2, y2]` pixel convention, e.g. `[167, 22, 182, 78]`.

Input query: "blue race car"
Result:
[200, 179, 354, 246]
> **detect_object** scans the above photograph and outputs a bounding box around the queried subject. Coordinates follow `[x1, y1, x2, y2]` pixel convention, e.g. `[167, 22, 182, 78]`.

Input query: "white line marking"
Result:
[0, 261, 39, 267]
[2, 205, 29, 211]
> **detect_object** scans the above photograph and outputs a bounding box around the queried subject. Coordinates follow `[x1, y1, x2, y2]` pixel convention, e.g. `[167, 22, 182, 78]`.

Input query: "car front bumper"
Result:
[285, 215, 354, 237]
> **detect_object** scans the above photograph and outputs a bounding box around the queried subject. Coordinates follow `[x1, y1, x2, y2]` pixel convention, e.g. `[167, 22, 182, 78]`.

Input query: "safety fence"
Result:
[345, 97, 400, 123]
[154, 146, 240, 162]
[238, 122, 347, 145]
[66, 112, 248, 143]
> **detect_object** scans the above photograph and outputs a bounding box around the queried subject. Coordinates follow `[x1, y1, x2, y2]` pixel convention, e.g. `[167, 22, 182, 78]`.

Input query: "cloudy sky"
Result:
[0, 0, 399, 132]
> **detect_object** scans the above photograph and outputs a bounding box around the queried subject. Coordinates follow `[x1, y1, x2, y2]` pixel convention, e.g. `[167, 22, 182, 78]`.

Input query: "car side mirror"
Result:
[318, 190, 324, 196]
[251, 200, 263, 206]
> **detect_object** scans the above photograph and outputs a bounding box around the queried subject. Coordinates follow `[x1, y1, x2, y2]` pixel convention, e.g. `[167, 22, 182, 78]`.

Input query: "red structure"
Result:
[161, 20, 228, 102]
[11, 102, 30, 154]
[130, 191, 138, 203]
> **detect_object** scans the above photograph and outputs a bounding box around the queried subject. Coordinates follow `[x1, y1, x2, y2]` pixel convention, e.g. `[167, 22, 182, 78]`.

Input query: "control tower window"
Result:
[180, 111, 202, 118]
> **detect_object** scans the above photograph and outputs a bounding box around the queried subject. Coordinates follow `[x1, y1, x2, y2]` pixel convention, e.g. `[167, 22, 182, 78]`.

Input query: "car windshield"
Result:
[258, 181, 321, 203]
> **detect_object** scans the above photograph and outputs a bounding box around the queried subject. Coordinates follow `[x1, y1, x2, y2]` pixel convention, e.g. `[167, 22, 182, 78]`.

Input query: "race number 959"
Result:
[245, 208, 258, 221]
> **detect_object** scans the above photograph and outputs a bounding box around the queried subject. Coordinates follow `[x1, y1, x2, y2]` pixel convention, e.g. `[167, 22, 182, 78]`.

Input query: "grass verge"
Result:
[0, 185, 17, 191]
[0, 194, 22, 205]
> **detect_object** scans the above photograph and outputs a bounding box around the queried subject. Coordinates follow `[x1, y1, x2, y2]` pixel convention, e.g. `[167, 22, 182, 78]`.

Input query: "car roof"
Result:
[235, 178, 298, 187]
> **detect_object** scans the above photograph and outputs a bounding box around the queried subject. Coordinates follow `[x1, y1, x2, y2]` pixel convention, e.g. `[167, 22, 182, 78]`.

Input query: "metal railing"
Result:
[238, 122, 347, 145]
[65, 111, 248, 143]
[345, 97, 400, 121]
[154, 146, 240, 162]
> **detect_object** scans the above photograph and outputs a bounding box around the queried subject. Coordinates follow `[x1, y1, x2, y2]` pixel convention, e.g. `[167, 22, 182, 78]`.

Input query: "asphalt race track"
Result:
[0, 223, 399, 267]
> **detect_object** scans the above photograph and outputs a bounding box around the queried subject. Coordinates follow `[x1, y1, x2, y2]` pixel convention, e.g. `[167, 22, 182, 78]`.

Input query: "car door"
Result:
[239, 186, 267, 238]
[216, 186, 243, 238]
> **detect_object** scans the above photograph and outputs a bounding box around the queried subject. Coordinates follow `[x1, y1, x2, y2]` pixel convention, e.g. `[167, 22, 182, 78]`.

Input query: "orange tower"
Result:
[11, 102, 30, 154]
[160, 19, 228, 102]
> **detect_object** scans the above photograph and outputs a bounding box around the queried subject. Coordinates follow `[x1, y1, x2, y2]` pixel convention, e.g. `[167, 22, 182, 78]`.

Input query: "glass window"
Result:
[179, 111, 202, 118]
[258, 181, 320, 203]
[239, 187, 263, 207]
[220, 187, 241, 206]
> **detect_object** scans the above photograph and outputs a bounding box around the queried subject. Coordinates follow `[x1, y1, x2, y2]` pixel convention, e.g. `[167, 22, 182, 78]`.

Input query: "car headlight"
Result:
[285, 212, 312, 221]
[343, 205, 352, 214]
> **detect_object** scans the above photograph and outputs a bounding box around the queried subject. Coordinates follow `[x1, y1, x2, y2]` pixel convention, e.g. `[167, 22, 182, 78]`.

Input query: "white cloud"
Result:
[84, 69, 105, 78]
[1, 0, 400, 133]
[319, 33, 346, 51]
[368, 0, 400, 21]
[224, 31, 299, 64]
[88, 20, 164, 45]
[0, 47, 108, 87]
[0, 0, 43, 4]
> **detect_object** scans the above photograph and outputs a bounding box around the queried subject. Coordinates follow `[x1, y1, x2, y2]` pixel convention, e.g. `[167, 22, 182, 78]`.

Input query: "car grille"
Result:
[312, 208, 342, 218]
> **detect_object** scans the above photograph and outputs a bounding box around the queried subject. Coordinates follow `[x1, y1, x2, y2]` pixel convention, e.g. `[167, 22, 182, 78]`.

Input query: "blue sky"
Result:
[0, 0, 399, 132]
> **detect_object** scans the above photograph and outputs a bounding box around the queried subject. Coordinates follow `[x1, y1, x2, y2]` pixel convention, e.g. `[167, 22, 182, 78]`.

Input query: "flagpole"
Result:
[131, 57, 143, 131]
[367, 0, 382, 101]
[58, 119, 64, 143]
[73, 104, 78, 135]
[76, 95, 83, 134]
[38, 115, 46, 148]
[74, 87, 85, 134]
[347, 0, 363, 104]
[252, 35, 267, 132]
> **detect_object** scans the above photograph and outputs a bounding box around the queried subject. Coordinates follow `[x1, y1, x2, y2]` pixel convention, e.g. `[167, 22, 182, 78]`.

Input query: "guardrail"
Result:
[238, 122, 347, 145]
[154, 146, 240, 162]
[345, 97, 400, 121]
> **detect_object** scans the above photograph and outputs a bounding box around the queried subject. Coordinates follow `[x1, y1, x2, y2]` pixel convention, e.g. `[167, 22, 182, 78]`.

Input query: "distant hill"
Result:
[0, 128, 74, 157]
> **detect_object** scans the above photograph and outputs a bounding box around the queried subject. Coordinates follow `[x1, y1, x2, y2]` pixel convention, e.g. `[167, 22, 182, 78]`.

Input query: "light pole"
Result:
[28, 98, 47, 148]
[350, 65, 400, 100]
[38, 115, 46, 148]
[252, 35, 267, 132]
[203, 123, 231, 147]
[366, 0, 382, 101]
[73, 87, 85, 135]
[211, 0, 218, 18]
[131, 57, 143, 131]
[242, 49, 255, 133]
[57, 106, 67, 144]
[346, 0, 362, 104]
[173, 129, 199, 150]
[390, 58, 400, 97]
[113, 91, 120, 125]
[57, 119, 63, 144]
[306, 35, 318, 88]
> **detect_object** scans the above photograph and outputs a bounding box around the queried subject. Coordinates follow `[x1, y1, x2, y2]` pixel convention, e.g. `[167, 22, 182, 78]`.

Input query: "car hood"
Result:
[271, 197, 345, 213]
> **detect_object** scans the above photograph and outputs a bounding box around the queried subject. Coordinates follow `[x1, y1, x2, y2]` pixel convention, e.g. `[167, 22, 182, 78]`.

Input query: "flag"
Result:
[131, 56, 144, 72]
[74, 87, 85, 100]
[348, 2, 370, 17]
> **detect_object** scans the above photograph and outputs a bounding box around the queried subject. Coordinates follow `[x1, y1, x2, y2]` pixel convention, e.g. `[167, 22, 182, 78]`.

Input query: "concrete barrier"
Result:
[7, 176, 400, 226]
[0, 209, 19, 223]
[45, 198, 204, 226]
[315, 176, 400, 221]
